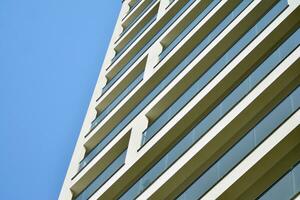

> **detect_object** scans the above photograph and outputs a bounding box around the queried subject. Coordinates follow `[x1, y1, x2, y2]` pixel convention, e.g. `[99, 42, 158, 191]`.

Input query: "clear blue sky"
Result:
[0, 0, 121, 199]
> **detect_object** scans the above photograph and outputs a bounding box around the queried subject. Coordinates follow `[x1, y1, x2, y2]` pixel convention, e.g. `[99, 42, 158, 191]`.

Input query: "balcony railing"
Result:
[82, 0, 217, 172]
[160, 0, 220, 60]
[102, 0, 196, 95]
[79, 73, 143, 171]
[127, 0, 142, 17]
[258, 162, 300, 200]
[177, 86, 300, 199]
[118, 0, 157, 42]
[120, 19, 298, 200]
[90, 72, 144, 133]
[83, 0, 242, 173]
[75, 150, 127, 200]
[113, 15, 157, 64]
[142, 0, 255, 145]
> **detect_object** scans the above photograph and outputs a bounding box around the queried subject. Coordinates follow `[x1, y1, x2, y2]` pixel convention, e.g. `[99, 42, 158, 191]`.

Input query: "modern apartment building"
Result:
[60, 0, 300, 199]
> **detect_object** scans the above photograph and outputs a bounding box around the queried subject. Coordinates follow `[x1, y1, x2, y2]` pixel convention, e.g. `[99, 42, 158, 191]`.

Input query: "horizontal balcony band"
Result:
[106, 0, 272, 137]
[159, 0, 221, 61]
[202, 112, 300, 200]
[70, 132, 130, 195]
[114, 0, 158, 62]
[118, 0, 157, 42]
[138, 0, 300, 155]
[104, 0, 199, 93]
[141, 0, 288, 147]
[89, 11, 300, 199]
[85, 0, 232, 145]
[137, 54, 300, 200]
[90, 72, 144, 132]
[73, 150, 127, 200]
[82, 0, 298, 182]
[115, 0, 158, 51]
[257, 161, 300, 200]
[92, 51, 300, 200]
[113, 15, 156, 66]
[82, 0, 248, 170]
[95, 0, 217, 124]
[87, 0, 246, 148]
[95, 54, 147, 113]
[95, 0, 233, 141]
[174, 91, 300, 200]
[129, 26, 300, 200]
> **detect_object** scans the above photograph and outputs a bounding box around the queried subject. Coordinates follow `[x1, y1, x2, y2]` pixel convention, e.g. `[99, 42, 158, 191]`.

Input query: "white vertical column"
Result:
[125, 115, 149, 164]
[157, 0, 171, 19]
[144, 41, 163, 80]
[122, 0, 131, 19]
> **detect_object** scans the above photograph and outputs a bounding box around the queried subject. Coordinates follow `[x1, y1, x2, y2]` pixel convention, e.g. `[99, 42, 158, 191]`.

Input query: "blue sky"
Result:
[0, 0, 120, 199]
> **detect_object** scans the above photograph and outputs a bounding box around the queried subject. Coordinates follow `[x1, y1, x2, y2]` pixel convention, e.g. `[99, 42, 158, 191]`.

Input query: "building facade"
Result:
[60, 0, 300, 199]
